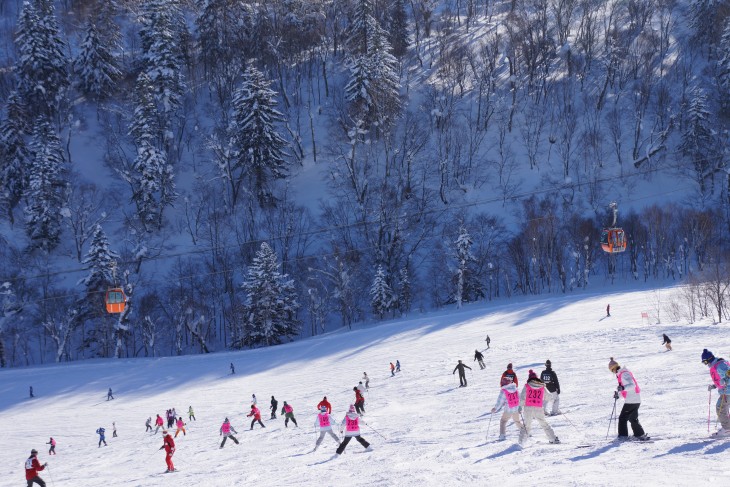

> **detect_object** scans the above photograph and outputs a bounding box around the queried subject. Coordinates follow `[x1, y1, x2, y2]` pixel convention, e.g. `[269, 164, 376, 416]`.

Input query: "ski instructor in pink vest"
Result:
[609, 357, 650, 441]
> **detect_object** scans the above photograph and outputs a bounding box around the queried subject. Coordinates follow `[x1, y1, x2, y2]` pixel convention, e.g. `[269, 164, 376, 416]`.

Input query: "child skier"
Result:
[112, 422, 117, 438]
[154, 414, 164, 434]
[609, 357, 649, 441]
[174, 417, 186, 437]
[702, 349, 730, 436]
[362, 372, 370, 389]
[353, 387, 366, 415]
[501, 363, 518, 386]
[540, 360, 561, 416]
[336, 405, 371, 455]
[25, 449, 47, 486]
[281, 401, 298, 427]
[219, 418, 239, 448]
[46, 437, 56, 455]
[491, 377, 524, 440]
[96, 427, 107, 447]
[317, 396, 332, 414]
[251, 394, 257, 406]
[270, 396, 278, 419]
[247, 405, 266, 429]
[188, 405, 195, 421]
[145, 417, 153, 432]
[518, 370, 559, 445]
[313, 405, 341, 451]
[159, 430, 175, 472]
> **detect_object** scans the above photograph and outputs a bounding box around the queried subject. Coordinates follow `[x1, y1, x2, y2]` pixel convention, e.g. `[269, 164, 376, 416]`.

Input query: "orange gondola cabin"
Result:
[105, 288, 127, 314]
[600, 228, 627, 253]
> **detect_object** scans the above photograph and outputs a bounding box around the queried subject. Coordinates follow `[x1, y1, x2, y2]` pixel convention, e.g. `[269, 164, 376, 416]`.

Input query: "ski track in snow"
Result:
[1, 288, 729, 486]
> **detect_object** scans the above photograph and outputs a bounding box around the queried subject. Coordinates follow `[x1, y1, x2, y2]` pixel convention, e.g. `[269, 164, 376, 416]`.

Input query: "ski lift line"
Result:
[0, 158, 707, 285]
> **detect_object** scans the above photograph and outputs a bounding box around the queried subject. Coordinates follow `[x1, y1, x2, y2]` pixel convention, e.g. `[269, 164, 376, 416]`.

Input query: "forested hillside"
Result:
[0, 0, 729, 366]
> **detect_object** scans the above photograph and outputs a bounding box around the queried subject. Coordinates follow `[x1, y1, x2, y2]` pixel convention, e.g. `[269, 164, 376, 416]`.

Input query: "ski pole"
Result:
[46, 464, 54, 487]
[485, 412, 494, 440]
[361, 421, 388, 440]
[560, 411, 582, 435]
[708, 388, 712, 434]
[606, 393, 618, 440]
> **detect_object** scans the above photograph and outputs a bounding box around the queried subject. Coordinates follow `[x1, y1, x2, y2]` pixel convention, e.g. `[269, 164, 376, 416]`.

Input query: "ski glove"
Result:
[613, 391, 619, 400]
[43, 463, 48, 467]
[617, 385, 624, 392]
[709, 384, 717, 391]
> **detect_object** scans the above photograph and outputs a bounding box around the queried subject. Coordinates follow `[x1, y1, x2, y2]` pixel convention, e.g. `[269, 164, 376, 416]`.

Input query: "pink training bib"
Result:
[525, 384, 544, 407]
[505, 390, 520, 409]
[617, 370, 640, 398]
[284, 405, 293, 413]
[710, 362, 723, 388]
[318, 414, 331, 427]
[345, 417, 359, 432]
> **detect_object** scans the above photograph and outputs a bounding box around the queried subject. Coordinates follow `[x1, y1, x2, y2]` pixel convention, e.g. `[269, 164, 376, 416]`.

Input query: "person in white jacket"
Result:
[491, 377, 524, 440]
[518, 370, 559, 445]
[609, 357, 649, 441]
[336, 405, 371, 455]
[313, 406, 341, 451]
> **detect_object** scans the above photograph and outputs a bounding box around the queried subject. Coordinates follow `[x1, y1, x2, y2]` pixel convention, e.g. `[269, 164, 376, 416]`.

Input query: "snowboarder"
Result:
[491, 376, 524, 440]
[390, 362, 395, 377]
[474, 350, 486, 369]
[317, 396, 332, 414]
[396, 360, 401, 372]
[247, 405, 266, 429]
[96, 427, 107, 447]
[362, 372, 370, 389]
[146, 417, 153, 432]
[518, 370, 559, 445]
[230, 362, 235, 374]
[702, 349, 730, 436]
[46, 438, 56, 455]
[25, 449, 47, 487]
[662, 334, 672, 351]
[353, 387, 366, 415]
[174, 417, 186, 437]
[112, 422, 117, 438]
[606, 304, 611, 317]
[159, 430, 175, 472]
[313, 405, 341, 451]
[29, 386, 34, 398]
[485, 335, 491, 348]
[501, 363, 518, 386]
[107, 388, 114, 401]
[188, 405, 195, 421]
[453, 360, 472, 387]
[608, 357, 649, 441]
[281, 401, 298, 427]
[154, 414, 164, 434]
[336, 405, 371, 455]
[219, 418, 239, 448]
[270, 396, 278, 419]
[251, 394, 257, 406]
[540, 360, 561, 416]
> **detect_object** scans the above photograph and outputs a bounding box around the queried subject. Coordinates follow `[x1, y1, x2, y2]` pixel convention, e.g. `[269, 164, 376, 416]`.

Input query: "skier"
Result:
[154, 414, 164, 434]
[485, 335, 491, 348]
[608, 357, 649, 441]
[501, 363, 518, 386]
[24, 449, 47, 487]
[357, 381, 367, 395]
[390, 362, 395, 377]
[540, 360, 561, 416]
[606, 304, 611, 317]
[247, 405, 266, 429]
[29, 386, 34, 398]
[336, 405, 371, 455]
[159, 430, 175, 472]
[46, 438, 56, 455]
[317, 396, 332, 414]
[518, 370, 560, 445]
[166, 409, 174, 428]
[353, 387, 366, 415]
[174, 417, 186, 437]
[188, 405, 195, 421]
[396, 360, 401, 372]
[702, 349, 730, 436]
[107, 388, 114, 401]
[230, 362, 235, 374]
[491, 376, 524, 440]
[251, 394, 257, 406]
[270, 396, 278, 419]
[362, 372, 370, 389]
[281, 401, 298, 427]
[474, 350, 486, 369]
[453, 360, 472, 387]
[112, 422, 117, 438]
[96, 426, 107, 447]
[313, 405, 341, 451]
[145, 417, 152, 432]
[662, 334, 672, 351]
[219, 418, 239, 448]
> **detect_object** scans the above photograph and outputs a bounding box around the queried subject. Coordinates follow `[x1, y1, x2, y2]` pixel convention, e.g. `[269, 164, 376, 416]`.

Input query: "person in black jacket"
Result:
[540, 360, 561, 416]
[474, 350, 485, 369]
[270, 396, 278, 419]
[453, 360, 472, 387]
[662, 334, 672, 351]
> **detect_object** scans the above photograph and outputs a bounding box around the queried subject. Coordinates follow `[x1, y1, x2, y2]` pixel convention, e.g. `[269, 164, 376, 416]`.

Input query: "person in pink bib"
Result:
[518, 370, 559, 445]
[609, 357, 649, 441]
[336, 405, 371, 455]
[702, 349, 730, 436]
[491, 376, 524, 440]
[313, 405, 341, 451]
[219, 417, 239, 448]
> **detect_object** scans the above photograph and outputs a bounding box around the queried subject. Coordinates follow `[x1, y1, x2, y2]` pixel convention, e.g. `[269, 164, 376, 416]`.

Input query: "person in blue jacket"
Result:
[96, 427, 107, 447]
[703, 349, 730, 436]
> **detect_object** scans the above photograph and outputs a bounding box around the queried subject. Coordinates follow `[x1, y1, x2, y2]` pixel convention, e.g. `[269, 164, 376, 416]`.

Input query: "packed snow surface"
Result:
[1, 287, 728, 486]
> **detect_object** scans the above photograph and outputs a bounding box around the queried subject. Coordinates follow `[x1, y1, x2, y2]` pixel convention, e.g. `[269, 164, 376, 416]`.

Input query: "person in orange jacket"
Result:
[159, 430, 175, 472]
[316, 396, 332, 414]
[174, 417, 186, 437]
[247, 405, 266, 429]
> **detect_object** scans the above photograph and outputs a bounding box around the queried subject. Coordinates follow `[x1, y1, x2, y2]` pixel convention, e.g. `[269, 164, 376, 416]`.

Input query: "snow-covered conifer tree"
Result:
[453, 225, 483, 308]
[0, 92, 31, 223]
[679, 86, 719, 194]
[370, 264, 395, 319]
[388, 0, 409, 58]
[397, 266, 412, 314]
[718, 19, 730, 110]
[74, 21, 121, 100]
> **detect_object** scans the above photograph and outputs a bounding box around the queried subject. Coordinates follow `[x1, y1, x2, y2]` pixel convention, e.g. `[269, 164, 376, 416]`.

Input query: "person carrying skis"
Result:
[362, 372, 370, 389]
[154, 414, 164, 434]
[453, 360, 472, 387]
[25, 449, 47, 487]
[107, 388, 114, 401]
[313, 405, 341, 451]
[247, 405, 266, 429]
[702, 349, 730, 436]
[96, 427, 107, 447]
[396, 360, 401, 372]
[491, 376, 524, 440]
[317, 396, 332, 414]
[609, 357, 649, 441]
[336, 405, 371, 455]
[219, 418, 239, 448]
[188, 405, 196, 421]
[145, 417, 153, 432]
[518, 370, 559, 445]
[159, 430, 175, 472]
[662, 334, 672, 351]
[270, 396, 278, 419]
[353, 387, 366, 415]
[474, 350, 486, 369]
[501, 363, 518, 386]
[46, 438, 56, 455]
[390, 362, 395, 377]
[174, 417, 187, 437]
[281, 401, 298, 427]
[540, 360, 561, 416]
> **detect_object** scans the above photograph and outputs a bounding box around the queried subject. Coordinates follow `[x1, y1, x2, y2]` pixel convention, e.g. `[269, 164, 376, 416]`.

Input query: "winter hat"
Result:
[528, 370, 537, 380]
[507, 363, 513, 370]
[702, 349, 715, 364]
[320, 405, 327, 412]
[608, 357, 620, 373]
[31, 449, 38, 454]
[545, 360, 552, 367]
[162, 430, 168, 434]
[348, 404, 356, 413]
[251, 404, 255, 409]
[224, 417, 229, 422]
[500, 376, 512, 386]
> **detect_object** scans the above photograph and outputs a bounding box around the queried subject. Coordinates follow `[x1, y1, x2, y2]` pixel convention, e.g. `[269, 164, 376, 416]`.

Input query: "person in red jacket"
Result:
[501, 363, 518, 387]
[25, 449, 47, 487]
[316, 396, 332, 414]
[247, 405, 266, 429]
[159, 430, 175, 472]
[353, 387, 366, 415]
